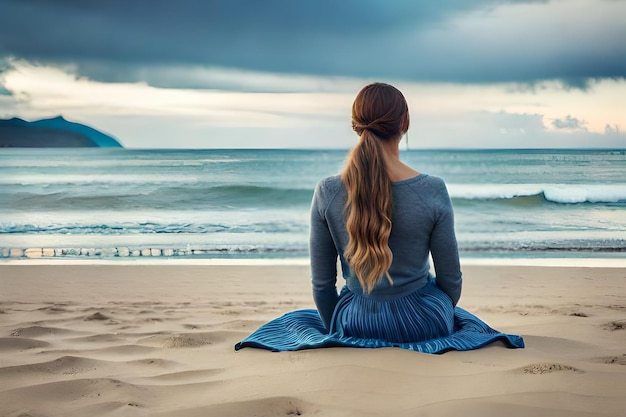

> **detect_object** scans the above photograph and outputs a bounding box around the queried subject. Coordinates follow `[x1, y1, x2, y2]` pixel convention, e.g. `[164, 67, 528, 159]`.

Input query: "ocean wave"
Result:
[0, 173, 205, 185]
[448, 184, 626, 204]
[3, 183, 625, 212]
[0, 158, 242, 169]
[3, 184, 625, 216]
[0, 219, 307, 235]
[0, 184, 314, 211]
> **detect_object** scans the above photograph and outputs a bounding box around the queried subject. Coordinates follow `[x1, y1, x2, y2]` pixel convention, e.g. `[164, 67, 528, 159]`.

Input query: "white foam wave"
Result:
[447, 184, 626, 203]
[448, 184, 543, 200]
[543, 185, 626, 204]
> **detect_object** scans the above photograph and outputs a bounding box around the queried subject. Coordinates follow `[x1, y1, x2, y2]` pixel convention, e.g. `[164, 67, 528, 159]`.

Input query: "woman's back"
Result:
[311, 173, 461, 305]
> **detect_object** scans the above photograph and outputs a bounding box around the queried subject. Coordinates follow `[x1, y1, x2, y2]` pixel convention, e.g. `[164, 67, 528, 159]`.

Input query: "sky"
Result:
[0, 0, 625, 149]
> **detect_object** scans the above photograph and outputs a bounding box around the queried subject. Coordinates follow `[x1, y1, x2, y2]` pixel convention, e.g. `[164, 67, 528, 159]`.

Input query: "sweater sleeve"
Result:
[429, 180, 462, 305]
[309, 180, 339, 331]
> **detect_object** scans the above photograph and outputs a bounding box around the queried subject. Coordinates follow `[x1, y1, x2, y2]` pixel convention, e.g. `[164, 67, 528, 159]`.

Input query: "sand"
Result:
[0, 262, 625, 416]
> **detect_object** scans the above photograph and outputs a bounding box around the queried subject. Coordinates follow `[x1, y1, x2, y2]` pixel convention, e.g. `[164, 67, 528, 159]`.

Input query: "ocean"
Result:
[1, 148, 625, 260]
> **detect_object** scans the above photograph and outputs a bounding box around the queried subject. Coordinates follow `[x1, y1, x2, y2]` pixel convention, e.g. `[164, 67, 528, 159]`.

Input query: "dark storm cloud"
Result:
[0, 58, 13, 95]
[0, 1, 487, 62]
[0, 0, 623, 88]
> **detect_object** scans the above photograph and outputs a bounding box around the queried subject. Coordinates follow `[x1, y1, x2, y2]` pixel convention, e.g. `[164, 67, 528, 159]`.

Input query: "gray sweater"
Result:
[309, 174, 462, 329]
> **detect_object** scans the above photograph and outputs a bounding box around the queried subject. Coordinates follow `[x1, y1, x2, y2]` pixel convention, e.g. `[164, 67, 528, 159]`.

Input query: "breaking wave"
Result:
[448, 184, 626, 205]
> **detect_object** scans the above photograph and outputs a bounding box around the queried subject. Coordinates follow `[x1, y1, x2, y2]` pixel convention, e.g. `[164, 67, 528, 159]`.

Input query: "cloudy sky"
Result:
[0, 0, 625, 148]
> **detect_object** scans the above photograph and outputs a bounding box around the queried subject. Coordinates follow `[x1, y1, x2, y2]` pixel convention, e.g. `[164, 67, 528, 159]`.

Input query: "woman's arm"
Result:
[430, 181, 462, 305]
[309, 181, 339, 331]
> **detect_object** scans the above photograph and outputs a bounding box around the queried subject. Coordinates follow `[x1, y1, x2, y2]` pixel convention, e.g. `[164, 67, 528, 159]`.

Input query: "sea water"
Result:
[1, 148, 624, 260]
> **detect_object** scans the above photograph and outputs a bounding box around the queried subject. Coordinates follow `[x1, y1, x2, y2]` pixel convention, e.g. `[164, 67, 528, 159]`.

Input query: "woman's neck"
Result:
[381, 137, 419, 182]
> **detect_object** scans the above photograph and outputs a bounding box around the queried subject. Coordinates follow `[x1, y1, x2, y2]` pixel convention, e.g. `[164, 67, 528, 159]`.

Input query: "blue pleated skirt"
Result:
[234, 282, 524, 353]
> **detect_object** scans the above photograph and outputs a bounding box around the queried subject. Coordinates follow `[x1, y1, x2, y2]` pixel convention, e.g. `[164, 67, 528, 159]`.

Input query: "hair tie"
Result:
[352, 121, 374, 134]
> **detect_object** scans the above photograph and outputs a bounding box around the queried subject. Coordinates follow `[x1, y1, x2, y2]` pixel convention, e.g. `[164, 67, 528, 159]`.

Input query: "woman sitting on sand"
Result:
[236, 83, 524, 353]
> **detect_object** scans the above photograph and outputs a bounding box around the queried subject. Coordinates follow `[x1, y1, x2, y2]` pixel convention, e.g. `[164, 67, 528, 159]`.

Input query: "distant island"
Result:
[0, 116, 123, 148]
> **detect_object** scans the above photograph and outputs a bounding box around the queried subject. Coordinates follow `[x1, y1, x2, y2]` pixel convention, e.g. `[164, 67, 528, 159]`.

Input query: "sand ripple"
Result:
[1, 264, 625, 416]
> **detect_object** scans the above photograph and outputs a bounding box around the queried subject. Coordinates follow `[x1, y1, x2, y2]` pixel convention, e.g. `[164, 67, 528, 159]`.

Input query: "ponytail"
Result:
[341, 129, 393, 293]
[341, 82, 409, 293]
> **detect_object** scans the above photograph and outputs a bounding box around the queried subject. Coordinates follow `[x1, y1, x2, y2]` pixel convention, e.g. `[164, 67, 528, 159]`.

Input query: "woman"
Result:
[236, 83, 524, 353]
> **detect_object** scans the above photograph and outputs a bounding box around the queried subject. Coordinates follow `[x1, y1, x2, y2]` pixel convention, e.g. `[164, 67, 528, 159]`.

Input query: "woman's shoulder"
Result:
[313, 175, 345, 209]
[316, 175, 343, 192]
[398, 174, 452, 208]
[422, 174, 447, 189]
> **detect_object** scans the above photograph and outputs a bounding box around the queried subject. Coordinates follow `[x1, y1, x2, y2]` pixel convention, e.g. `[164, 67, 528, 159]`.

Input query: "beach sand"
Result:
[1, 262, 625, 416]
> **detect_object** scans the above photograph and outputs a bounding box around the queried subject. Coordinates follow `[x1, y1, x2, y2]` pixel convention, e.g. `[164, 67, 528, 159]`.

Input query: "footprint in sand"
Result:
[518, 363, 583, 374]
[602, 320, 626, 331]
[603, 354, 626, 365]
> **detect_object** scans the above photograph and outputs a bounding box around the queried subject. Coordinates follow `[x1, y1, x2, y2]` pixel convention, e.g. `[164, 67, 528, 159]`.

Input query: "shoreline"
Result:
[2, 256, 626, 267]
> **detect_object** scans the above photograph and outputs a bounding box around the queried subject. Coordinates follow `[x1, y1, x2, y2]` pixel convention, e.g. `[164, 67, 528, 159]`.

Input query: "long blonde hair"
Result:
[341, 83, 409, 293]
